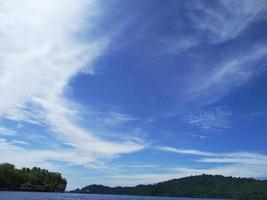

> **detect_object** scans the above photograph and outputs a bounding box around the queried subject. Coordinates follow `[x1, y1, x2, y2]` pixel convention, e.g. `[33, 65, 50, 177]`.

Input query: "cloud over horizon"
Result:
[0, 0, 145, 169]
[0, 0, 266, 190]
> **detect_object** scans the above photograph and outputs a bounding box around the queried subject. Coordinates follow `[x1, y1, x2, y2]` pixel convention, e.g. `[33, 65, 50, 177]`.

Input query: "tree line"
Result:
[0, 163, 67, 192]
[73, 174, 267, 200]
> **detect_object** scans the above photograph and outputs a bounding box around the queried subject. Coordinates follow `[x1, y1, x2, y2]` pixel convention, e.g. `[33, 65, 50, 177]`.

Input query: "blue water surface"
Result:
[0, 192, 229, 200]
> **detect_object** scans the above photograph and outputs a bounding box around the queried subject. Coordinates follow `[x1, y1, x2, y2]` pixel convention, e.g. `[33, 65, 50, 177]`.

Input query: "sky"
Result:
[0, 0, 267, 190]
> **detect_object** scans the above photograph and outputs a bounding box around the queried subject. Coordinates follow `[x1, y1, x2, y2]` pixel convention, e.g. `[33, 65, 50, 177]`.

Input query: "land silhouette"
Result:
[0, 163, 66, 192]
[1, 163, 267, 200]
[72, 174, 267, 200]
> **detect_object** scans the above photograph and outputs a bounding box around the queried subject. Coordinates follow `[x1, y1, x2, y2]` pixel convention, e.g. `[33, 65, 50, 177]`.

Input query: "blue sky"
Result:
[0, 0, 267, 190]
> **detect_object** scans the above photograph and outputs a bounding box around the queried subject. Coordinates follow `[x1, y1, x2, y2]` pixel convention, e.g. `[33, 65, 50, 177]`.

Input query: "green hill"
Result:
[0, 163, 67, 192]
[72, 174, 267, 200]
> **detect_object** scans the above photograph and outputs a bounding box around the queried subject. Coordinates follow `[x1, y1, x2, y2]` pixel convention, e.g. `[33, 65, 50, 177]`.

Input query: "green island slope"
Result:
[0, 163, 67, 192]
[72, 174, 267, 200]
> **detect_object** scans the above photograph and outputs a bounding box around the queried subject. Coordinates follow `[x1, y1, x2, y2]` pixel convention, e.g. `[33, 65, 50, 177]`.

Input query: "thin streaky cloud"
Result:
[11, 140, 30, 145]
[109, 163, 267, 186]
[0, 126, 17, 136]
[159, 146, 267, 166]
[0, 0, 145, 168]
[186, 45, 267, 105]
[91, 110, 139, 127]
[158, 146, 214, 156]
[183, 106, 232, 132]
[187, 0, 267, 43]
[0, 0, 266, 189]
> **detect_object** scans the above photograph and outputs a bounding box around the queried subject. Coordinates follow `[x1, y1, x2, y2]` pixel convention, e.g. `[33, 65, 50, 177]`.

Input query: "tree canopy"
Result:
[73, 174, 267, 200]
[0, 163, 67, 192]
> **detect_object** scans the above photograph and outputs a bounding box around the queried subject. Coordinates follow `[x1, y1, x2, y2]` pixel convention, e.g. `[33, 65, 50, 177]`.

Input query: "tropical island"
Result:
[1, 163, 267, 200]
[72, 174, 267, 200]
[0, 163, 67, 192]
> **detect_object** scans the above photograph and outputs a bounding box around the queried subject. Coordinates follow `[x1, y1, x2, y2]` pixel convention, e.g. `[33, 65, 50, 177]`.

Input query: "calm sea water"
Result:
[0, 192, 228, 200]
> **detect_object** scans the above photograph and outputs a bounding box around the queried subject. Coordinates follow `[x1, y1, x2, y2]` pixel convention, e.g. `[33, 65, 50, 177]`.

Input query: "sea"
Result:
[0, 192, 230, 200]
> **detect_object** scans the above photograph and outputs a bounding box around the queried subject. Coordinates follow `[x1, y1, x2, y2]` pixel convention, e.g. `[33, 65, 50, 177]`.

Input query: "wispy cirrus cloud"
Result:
[103, 111, 139, 126]
[187, 0, 267, 43]
[161, 1, 267, 107]
[81, 147, 267, 186]
[183, 106, 232, 132]
[0, 138, 95, 169]
[85, 109, 139, 127]
[0, 126, 17, 136]
[198, 152, 267, 166]
[148, 146, 267, 185]
[194, 46, 267, 103]
[0, 0, 145, 168]
[163, 0, 267, 55]
[158, 146, 214, 156]
[183, 44, 267, 106]
[245, 110, 267, 120]
[11, 140, 30, 146]
[159, 146, 267, 166]
[4, 103, 45, 125]
[107, 163, 267, 186]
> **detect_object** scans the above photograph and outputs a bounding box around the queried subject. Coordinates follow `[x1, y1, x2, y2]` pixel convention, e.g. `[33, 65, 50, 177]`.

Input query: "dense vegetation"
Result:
[0, 163, 67, 192]
[73, 174, 267, 200]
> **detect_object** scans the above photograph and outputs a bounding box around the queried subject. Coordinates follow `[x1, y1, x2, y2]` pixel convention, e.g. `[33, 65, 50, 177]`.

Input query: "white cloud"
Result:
[0, 126, 17, 136]
[183, 106, 232, 131]
[11, 140, 30, 145]
[86, 109, 139, 127]
[103, 111, 139, 126]
[0, 0, 145, 168]
[0, 0, 103, 118]
[108, 163, 267, 186]
[159, 146, 267, 169]
[4, 103, 45, 125]
[162, 0, 267, 56]
[187, 0, 267, 43]
[198, 152, 267, 165]
[0, 139, 94, 169]
[186, 45, 267, 105]
[174, 164, 267, 179]
[159, 146, 214, 156]
[162, 1, 267, 106]
[245, 110, 267, 120]
[112, 147, 267, 186]
[36, 98, 145, 156]
[162, 37, 197, 55]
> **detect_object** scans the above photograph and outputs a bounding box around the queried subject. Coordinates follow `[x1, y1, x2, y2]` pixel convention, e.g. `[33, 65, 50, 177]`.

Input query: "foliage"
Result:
[73, 174, 267, 200]
[0, 163, 67, 192]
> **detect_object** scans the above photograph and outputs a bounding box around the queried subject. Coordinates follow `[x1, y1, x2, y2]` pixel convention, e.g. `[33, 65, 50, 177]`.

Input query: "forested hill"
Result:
[72, 174, 267, 200]
[0, 163, 67, 192]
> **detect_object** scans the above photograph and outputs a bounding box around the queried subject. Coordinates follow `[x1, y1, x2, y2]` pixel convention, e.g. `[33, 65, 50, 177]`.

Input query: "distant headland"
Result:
[1, 162, 267, 200]
[0, 163, 67, 192]
[72, 174, 267, 200]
